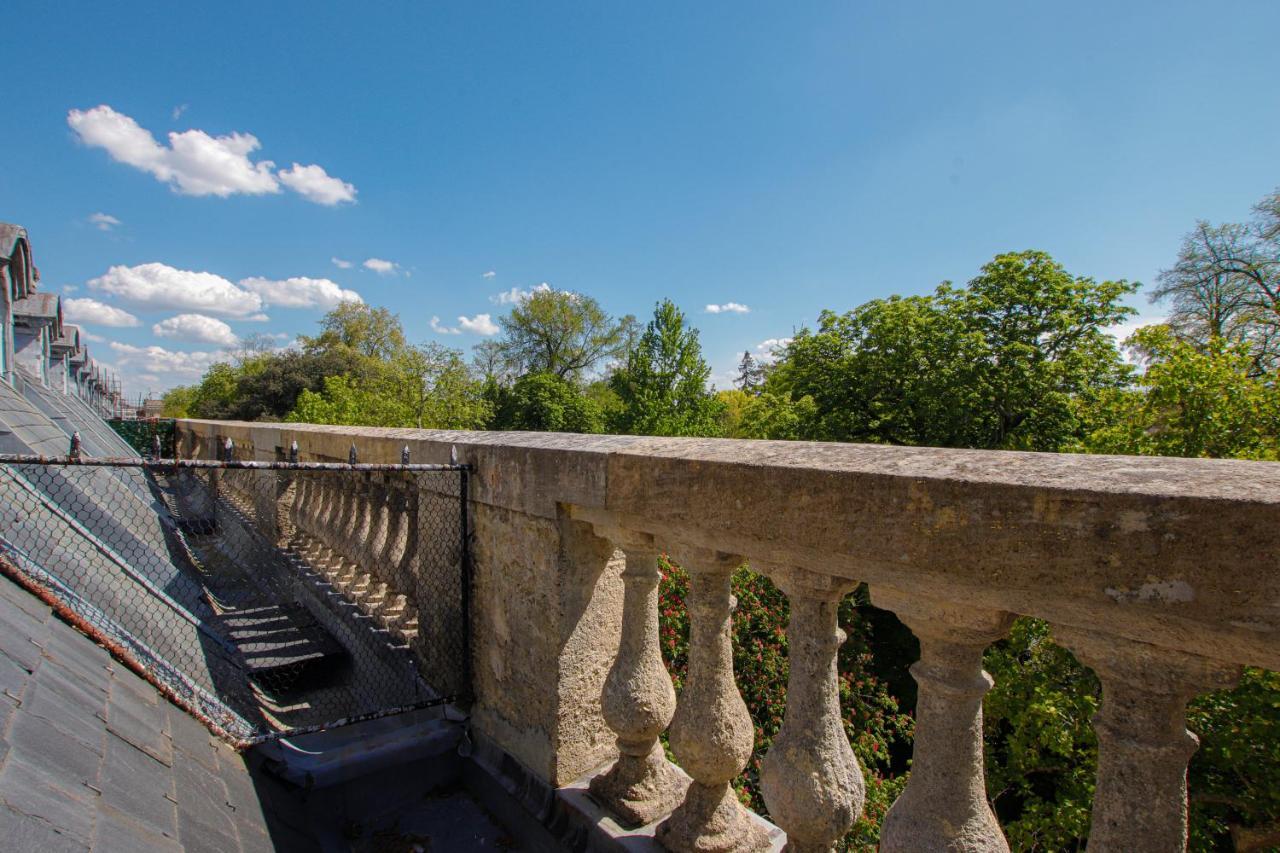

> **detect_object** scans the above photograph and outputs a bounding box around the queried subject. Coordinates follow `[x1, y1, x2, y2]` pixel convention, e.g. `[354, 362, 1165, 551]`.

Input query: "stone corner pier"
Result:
[176, 419, 1280, 853]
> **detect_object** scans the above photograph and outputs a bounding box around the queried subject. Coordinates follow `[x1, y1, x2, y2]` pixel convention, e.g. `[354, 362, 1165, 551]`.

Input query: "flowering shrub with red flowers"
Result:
[657, 556, 914, 850]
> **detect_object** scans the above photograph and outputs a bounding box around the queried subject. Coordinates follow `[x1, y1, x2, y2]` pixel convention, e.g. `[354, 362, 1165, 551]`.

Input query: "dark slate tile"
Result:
[92, 802, 183, 853]
[41, 628, 113, 695]
[173, 753, 230, 814]
[166, 705, 220, 773]
[35, 653, 111, 708]
[7, 714, 103, 784]
[0, 649, 31, 705]
[0, 577, 51, 621]
[235, 824, 278, 853]
[0, 753, 98, 845]
[0, 801, 88, 853]
[100, 736, 178, 840]
[19, 674, 107, 754]
[105, 663, 162, 711]
[179, 823, 243, 853]
[105, 689, 172, 766]
[0, 602, 48, 671]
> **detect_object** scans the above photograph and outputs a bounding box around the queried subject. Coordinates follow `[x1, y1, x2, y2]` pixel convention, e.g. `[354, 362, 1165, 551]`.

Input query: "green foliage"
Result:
[394, 343, 491, 430]
[984, 619, 1099, 851]
[1078, 326, 1280, 460]
[609, 299, 724, 436]
[494, 288, 635, 380]
[657, 559, 913, 851]
[160, 385, 196, 418]
[736, 350, 766, 393]
[299, 302, 407, 361]
[771, 251, 1135, 450]
[716, 389, 816, 439]
[490, 372, 604, 433]
[286, 375, 413, 427]
[1187, 668, 1280, 850]
[188, 362, 242, 419]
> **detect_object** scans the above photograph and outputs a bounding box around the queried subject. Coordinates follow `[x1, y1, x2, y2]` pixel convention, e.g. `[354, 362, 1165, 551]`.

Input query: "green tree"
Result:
[395, 343, 491, 429]
[286, 375, 412, 427]
[188, 362, 242, 419]
[494, 288, 635, 380]
[300, 302, 407, 362]
[609, 299, 724, 436]
[491, 372, 604, 433]
[1153, 220, 1279, 374]
[736, 350, 766, 393]
[1079, 326, 1280, 460]
[160, 385, 197, 418]
[771, 251, 1135, 451]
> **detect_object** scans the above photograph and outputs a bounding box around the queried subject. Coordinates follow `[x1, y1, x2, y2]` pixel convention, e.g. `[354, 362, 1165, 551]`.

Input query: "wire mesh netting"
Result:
[0, 454, 469, 743]
[107, 417, 177, 458]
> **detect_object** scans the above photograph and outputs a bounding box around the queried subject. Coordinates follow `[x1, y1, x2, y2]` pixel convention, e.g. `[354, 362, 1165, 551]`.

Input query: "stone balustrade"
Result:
[176, 420, 1280, 853]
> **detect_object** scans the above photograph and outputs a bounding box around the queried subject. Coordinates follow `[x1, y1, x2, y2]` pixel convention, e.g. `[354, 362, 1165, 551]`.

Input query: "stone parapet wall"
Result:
[177, 419, 1280, 852]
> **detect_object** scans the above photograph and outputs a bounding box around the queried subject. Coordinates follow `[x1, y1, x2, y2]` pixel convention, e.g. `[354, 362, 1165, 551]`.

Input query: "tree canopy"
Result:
[492, 288, 635, 380]
[608, 299, 723, 437]
[770, 251, 1135, 451]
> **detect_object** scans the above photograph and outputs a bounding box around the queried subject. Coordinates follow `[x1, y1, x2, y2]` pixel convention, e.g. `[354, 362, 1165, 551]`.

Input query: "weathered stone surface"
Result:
[658, 547, 769, 853]
[874, 590, 1013, 853]
[759, 566, 864, 853]
[176, 420, 1279, 852]
[589, 534, 685, 826]
[1055, 628, 1241, 853]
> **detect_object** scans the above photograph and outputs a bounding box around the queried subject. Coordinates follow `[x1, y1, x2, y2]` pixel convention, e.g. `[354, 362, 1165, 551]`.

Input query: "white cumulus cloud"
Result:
[432, 313, 501, 336]
[705, 302, 750, 314]
[482, 270, 496, 279]
[88, 262, 264, 318]
[88, 212, 121, 231]
[363, 258, 400, 275]
[458, 313, 499, 336]
[62, 297, 140, 328]
[152, 313, 239, 346]
[67, 105, 356, 205]
[109, 341, 220, 377]
[277, 163, 357, 206]
[331, 257, 353, 269]
[490, 282, 552, 305]
[239, 276, 361, 310]
[68, 105, 278, 197]
[753, 337, 792, 362]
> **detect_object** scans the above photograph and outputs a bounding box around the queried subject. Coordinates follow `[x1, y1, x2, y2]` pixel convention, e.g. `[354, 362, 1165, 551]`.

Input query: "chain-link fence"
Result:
[0, 452, 470, 744]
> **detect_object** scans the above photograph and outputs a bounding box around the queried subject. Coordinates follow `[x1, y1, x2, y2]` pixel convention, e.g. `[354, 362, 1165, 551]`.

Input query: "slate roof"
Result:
[0, 571, 317, 852]
[0, 367, 520, 851]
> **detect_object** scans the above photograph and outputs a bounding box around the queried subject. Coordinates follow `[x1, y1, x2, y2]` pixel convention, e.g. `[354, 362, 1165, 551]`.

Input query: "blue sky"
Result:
[4, 1, 1279, 398]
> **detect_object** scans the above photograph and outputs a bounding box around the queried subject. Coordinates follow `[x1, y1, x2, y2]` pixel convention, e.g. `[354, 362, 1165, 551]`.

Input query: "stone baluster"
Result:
[397, 489, 418, 582]
[291, 474, 311, 531]
[758, 565, 863, 853]
[320, 480, 345, 551]
[1054, 628, 1239, 853]
[373, 482, 395, 564]
[385, 486, 409, 587]
[336, 476, 364, 564]
[873, 589, 1013, 853]
[658, 546, 768, 853]
[588, 527, 685, 826]
[358, 473, 386, 568]
[351, 475, 375, 567]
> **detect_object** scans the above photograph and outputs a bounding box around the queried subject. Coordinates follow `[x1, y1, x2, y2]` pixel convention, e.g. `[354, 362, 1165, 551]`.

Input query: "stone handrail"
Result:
[176, 419, 1280, 852]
